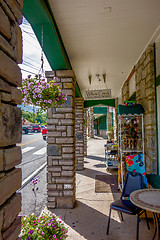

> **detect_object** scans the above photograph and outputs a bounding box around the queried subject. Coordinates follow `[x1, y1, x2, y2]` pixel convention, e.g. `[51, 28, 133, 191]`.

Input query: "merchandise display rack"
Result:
[105, 144, 118, 170]
[118, 104, 145, 190]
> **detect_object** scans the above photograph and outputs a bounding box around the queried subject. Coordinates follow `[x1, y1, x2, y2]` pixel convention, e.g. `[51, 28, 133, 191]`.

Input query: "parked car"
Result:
[42, 127, 48, 140]
[22, 125, 32, 134]
[41, 125, 46, 129]
[32, 125, 41, 133]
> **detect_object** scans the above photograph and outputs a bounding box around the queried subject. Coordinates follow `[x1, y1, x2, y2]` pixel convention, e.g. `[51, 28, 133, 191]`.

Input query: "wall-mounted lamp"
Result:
[88, 75, 92, 84]
[88, 73, 107, 84]
[102, 74, 106, 83]
[96, 74, 101, 81]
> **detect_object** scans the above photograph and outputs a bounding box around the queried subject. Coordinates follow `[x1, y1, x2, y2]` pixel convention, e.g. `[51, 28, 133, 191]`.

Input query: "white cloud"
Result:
[19, 17, 52, 79]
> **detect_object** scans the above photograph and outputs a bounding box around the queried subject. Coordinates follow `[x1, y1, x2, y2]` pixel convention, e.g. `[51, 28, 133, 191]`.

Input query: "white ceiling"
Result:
[49, 0, 160, 99]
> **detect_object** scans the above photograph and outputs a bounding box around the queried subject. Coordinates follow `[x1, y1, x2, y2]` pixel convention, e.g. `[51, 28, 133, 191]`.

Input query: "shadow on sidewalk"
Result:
[85, 155, 105, 162]
[51, 200, 122, 240]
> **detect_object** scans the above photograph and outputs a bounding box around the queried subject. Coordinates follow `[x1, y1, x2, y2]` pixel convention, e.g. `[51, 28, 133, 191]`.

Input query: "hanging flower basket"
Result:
[21, 75, 66, 111]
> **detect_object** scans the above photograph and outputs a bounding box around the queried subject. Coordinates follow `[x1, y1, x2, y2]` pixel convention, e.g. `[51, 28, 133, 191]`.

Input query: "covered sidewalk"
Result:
[48, 137, 153, 240]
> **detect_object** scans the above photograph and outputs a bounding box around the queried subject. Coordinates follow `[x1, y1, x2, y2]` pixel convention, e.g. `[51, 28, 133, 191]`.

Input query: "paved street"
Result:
[18, 132, 47, 216]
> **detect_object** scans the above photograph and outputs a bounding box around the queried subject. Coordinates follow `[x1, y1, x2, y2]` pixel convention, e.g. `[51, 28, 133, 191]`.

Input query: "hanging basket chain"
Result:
[38, 25, 44, 77]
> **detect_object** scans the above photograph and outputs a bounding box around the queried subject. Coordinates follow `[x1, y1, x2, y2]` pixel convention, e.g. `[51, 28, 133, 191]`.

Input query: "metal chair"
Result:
[106, 171, 150, 240]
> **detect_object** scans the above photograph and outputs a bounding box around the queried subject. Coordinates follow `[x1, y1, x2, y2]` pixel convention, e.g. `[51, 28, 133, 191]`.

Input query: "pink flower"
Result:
[53, 234, 56, 238]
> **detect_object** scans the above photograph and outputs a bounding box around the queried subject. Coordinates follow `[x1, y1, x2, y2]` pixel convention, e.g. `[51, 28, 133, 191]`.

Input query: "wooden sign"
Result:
[84, 89, 111, 100]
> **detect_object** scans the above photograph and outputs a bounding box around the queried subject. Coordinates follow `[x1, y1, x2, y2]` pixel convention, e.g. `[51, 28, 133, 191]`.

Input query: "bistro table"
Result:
[130, 189, 160, 240]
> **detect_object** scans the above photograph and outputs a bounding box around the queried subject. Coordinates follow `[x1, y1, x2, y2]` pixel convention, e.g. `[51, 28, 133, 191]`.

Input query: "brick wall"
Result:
[46, 70, 76, 208]
[122, 80, 129, 101]
[107, 107, 113, 139]
[83, 109, 87, 156]
[114, 98, 118, 140]
[121, 45, 157, 173]
[0, 0, 23, 239]
[75, 98, 84, 171]
[88, 107, 94, 138]
[135, 45, 157, 173]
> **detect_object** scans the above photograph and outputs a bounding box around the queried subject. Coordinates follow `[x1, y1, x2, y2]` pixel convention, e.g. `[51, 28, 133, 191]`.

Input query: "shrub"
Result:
[20, 211, 68, 240]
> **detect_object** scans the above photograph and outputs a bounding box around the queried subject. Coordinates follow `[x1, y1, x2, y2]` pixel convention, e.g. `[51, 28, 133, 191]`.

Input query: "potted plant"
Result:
[21, 75, 66, 111]
[20, 211, 68, 240]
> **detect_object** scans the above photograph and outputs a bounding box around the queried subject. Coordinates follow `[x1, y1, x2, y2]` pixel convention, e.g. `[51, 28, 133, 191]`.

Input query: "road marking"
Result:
[22, 147, 35, 154]
[18, 137, 42, 146]
[33, 147, 46, 155]
[19, 162, 47, 191]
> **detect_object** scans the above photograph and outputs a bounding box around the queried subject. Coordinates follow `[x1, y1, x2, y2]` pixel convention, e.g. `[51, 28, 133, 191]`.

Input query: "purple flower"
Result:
[53, 234, 57, 238]
[46, 83, 49, 88]
[48, 100, 52, 104]
[32, 177, 38, 185]
[42, 232, 45, 235]
[27, 230, 33, 235]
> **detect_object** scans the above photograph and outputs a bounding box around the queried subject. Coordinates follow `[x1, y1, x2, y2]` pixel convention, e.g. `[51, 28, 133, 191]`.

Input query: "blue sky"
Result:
[19, 17, 52, 79]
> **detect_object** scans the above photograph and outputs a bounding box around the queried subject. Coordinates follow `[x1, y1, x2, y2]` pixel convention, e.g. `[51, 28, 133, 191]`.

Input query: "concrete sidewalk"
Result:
[48, 136, 153, 240]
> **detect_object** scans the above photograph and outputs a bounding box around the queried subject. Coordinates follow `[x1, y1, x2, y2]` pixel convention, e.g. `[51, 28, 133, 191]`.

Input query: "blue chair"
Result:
[106, 172, 150, 240]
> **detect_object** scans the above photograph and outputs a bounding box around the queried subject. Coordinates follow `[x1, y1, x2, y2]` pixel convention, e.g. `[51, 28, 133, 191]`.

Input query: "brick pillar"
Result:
[83, 108, 87, 156]
[0, 1, 22, 239]
[75, 98, 84, 171]
[107, 107, 113, 139]
[46, 70, 76, 208]
[114, 98, 118, 141]
[88, 107, 94, 138]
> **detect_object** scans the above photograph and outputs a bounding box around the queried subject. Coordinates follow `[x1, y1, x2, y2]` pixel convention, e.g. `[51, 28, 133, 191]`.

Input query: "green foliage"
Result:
[22, 109, 47, 124]
[20, 211, 68, 240]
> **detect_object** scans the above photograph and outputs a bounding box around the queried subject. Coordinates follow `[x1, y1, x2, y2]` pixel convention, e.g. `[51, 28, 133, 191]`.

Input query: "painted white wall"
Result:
[157, 85, 160, 174]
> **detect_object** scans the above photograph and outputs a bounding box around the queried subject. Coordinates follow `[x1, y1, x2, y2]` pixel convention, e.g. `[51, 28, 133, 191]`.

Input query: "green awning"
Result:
[84, 99, 115, 108]
[118, 104, 144, 115]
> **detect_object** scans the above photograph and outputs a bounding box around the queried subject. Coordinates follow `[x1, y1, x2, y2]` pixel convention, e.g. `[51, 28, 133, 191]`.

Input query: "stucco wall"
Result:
[0, 0, 23, 238]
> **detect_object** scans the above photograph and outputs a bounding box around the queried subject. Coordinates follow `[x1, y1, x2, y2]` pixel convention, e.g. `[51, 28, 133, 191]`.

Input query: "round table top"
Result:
[130, 189, 160, 214]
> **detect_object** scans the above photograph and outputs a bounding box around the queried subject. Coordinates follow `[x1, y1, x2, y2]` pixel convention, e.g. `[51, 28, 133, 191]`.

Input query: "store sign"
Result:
[84, 89, 111, 100]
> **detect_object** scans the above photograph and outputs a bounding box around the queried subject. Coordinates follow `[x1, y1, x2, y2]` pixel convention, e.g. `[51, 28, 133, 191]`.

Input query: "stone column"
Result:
[46, 70, 76, 208]
[107, 107, 113, 138]
[0, 1, 22, 239]
[88, 107, 94, 138]
[75, 98, 84, 171]
[83, 108, 87, 156]
[114, 98, 118, 141]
